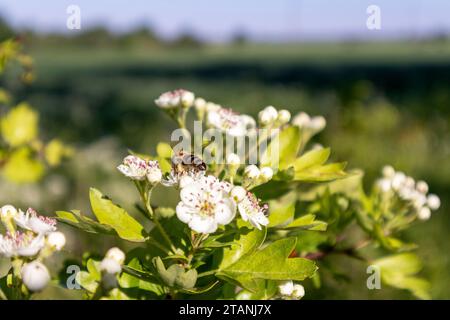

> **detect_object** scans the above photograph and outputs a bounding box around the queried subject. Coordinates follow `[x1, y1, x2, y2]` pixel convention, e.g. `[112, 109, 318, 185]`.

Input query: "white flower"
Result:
[231, 186, 247, 203]
[418, 207, 431, 220]
[105, 247, 125, 265]
[205, 102, 221, 112]
[278, 280, 294, 296]
[427, 194, 440, 210]
[176, 175, 236, 233]
[21, 261, 50, 292]
[292, 112, 326, 134]
[278, 281, 305, 299]
[47, 231, 66, 251]
[100, 257, 122, 274]
[207, 107, 248, 137]
[292, 284, 305, 299]
[382, 165, 395, 178]
[240, 115, 257, 129]
[0, 231, 45, 258]
[416, 180, 429, 194]
[277, 109, 291, 124]
[117, 155, 148, 180]
[14, 208, 57, 235]
[391, 172, 406, 190]
[292, 112, 311, 128]
[155, 89, 194, 109]
[194, 97, 207, 112]
[162, 167, 205, 188]
[147, 160, 162, 184]
[244, 165, 260, 180]
[260, 167, 273, 182]
[237, 191, 269, 230]
[258, 106, 278, 126]
[0, 205, 18, 220]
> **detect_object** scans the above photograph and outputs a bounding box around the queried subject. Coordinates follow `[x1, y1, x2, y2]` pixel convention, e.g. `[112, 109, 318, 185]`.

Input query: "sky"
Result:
[0, 0, 449, 42]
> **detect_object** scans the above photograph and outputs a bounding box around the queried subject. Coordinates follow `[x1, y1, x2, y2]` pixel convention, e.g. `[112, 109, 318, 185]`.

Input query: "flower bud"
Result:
[416, 180, 429, 194]
[278, 280, 294, 296]
[292, 284, 305, 299]
[47, 231, 66, 251]
[391, 172, 406, 190]
[0, 205, 17, 219]
[231, 186, 247, 203]
[260, 167, 273, 182]
[258, 106, 278, 126]
[194, 98, 207, 112]
[21, 261, 50, 292]
[105, 247, 125, 265]
[382, 165, 395, 178]
[181, 90, 195, 108]
[417, 206, 431, 220]
[427, 194, 440, 210]
[292, 112, 310, 128]
[244, 165, 260, 180]
[100, 258, 122, 274]
[277, 109, 291, 124]
[310, 116, 326, 132]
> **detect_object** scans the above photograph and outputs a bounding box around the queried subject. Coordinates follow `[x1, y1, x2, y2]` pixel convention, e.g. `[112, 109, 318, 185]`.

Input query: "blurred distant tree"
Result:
[0, 16, 14, 42]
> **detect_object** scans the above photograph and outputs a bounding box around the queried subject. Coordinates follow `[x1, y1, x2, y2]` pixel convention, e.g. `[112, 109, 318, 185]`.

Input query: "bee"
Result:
[171, 150, 207, 175]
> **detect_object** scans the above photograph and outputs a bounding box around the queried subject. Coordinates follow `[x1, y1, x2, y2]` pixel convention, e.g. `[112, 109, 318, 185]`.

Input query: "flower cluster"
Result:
[377, 165, 441, 220]
[292, 111, 326, 135]
[278, 280, 305, 300]
[258, 106, 291, 127]
[207, 106, 256, 137]
[154, 89, 195, 109]
[243, 165, 274, 188]
[117, 155, 162, 184]
[0, 205, 66, 292]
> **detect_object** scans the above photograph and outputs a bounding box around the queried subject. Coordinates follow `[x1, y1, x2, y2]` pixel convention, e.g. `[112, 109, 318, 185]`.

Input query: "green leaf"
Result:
[294, 162, 348, 182]
[119, 258, 164, 295]
[260, 126, 301, 169]
[1, 103, 38, 147]
[156, 142, 173, 158]
[373, 253, 431, 300]
[284, 214, 328, 231]
[89, 188, 145, 242]
[55, 210, 116, 235]
[268, 202, 295, 228]
[218, 238, 317, 292]
[293, 148, 330, 172]
[76, 271, 99, 293]
[44, 139, 73, 166]
[218, 225, 266, 270]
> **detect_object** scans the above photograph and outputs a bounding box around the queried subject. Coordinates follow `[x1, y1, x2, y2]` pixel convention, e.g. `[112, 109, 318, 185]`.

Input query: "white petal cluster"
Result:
[0, 204, 66, 292]
[14, 208, 57, 235]
[292, 112, 326, 134]
[207, 107, 255, 137]
[278, 280, 305, 300]
[100, 247, 125, 275]
[117, 155, 162, 184]
[377, 166, 440, 220]
[233, 186, 269, 230]
[155, 89, 195, 109]
[258, 106, 291, 127]
[176, 175, 236, 233]
[243, 165, 273, 187]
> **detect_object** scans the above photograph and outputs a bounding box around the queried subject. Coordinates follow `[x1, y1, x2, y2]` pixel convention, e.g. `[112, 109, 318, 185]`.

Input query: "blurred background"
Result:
[0, 0, 448, 299]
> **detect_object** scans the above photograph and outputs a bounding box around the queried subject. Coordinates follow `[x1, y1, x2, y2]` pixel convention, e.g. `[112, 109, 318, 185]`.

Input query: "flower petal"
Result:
[176, 202, 194, 223]
[215, 199, 236, 225]
[189, 215, 218, 234]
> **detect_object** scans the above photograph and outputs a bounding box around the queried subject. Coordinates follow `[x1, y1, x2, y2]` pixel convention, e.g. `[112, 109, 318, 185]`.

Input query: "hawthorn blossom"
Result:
[278, 280, 305, 300]
[207, 107, 254, 137]
[21, 261, 51, 292]
[47, 231, 66, 251]
[0, 231, 45, 258]
[117, 155, 148, 180]
[154, 89, 195, 109]
[147, 160, 163, 184]
[14, 208, 57, 235]
[376, 166, 440, 220]
[292, 112, 326, 134]
[176, 175, 236, 233]
[236, 191, 269, 230]
[100, 247, 125, 275]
